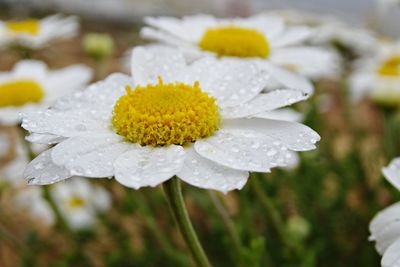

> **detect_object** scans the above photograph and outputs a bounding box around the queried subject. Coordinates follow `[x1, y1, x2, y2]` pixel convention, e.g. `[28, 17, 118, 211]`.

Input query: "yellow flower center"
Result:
[0, 80, 44, 107]
[377, 56, 400, 77]
[112, 79, 220, 146]
[67, 197, 85, 208]
[199, 26, 270, 58]
[6, 19, 40, 35]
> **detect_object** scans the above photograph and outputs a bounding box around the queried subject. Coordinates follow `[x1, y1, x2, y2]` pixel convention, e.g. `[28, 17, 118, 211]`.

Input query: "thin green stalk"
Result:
[42, 185, 71, 233]
[207, 191, 243, 256]
[135, 192, 189, 266]
[250, 173, 286, 241]
[163, 177, 212, 267]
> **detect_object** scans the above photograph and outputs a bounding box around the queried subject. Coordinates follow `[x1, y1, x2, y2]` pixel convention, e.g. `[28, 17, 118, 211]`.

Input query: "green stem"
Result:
[163, 177, 212, 267]
[250, 174, 286, 242]
[42, 185, 71, 233]
[135, 192, 189, 266]
[207, 191, 243, 256]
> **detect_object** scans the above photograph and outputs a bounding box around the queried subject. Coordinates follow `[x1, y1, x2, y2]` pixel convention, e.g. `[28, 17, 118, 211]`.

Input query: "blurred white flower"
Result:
[141, 14, 340, 91]
[0, 60, 92, 125]
[15, 187, 55, 226]
[266, 9, 378, 57]
[22, 46, 319, 193]
[0, 14, 79, 49]
[51, 178, 111, 230]
[370, 157, 400, 267]
[349, 40, 400, 106]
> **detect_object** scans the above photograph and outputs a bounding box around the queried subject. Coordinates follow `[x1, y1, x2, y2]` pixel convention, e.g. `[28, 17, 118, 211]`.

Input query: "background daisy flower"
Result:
[0, 60, 92, 125]
[370, 158, 400, 267]
[141, 14, 340, 92]
[51, 178, 111, 230]
[22, 45, 320, 193]
[0, 14, 79, 49]
[349, 40, 400, 106]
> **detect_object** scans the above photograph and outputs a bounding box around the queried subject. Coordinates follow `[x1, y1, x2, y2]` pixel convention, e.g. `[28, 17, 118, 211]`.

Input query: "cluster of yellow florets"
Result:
[112, 79, 220, 146]
[199, 26, 270, 58]
[0, 80, 44, 107]
[6, 19, 40, 35]
[377, 56, 400, 77]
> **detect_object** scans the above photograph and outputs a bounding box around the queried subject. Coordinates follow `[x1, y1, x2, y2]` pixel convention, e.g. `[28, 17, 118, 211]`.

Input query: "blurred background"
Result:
[1, 0, 400, 267]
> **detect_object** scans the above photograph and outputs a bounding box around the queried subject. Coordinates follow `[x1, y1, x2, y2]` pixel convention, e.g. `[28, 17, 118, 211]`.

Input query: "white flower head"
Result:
[0, 60, 92, 125]
[349, 40, 400, 106]
[22, 46, 319, 193]
[0, 14, 79, 49]
[51, 178, 111, 230]
[140, 14, 341, 85]
[369, 157, 400, 267]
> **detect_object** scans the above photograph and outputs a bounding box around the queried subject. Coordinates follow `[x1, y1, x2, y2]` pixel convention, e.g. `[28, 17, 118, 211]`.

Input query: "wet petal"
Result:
[194, 129, 292, 172]
[24, 149, 72, 185]
[177, 146, 248, 193]
[114, 145, 185, 189]
[51, 134, 131, 177]
[383, 158, 400, 190]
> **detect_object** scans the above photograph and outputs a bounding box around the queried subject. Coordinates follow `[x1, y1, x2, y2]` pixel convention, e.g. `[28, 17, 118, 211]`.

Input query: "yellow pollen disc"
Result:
[199, 26, 270, 58]
[67, 197, 85, 208]
[6, 19, 40, 35]
[377, 56, 400, 77]
[0, 80, 44, 107]
[112, 79, 220, 146]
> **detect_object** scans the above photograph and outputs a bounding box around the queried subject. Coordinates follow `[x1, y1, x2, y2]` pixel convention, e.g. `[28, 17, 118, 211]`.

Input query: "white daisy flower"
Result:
[0, 14, 79, 49]
[0, 60, 92, 125]
[369, 158, 400, 267]
[349, 40, 400, 106]
[15, 187, 55, 226]
[51, 178, 111, 230]
[22, 46, 320, 193]
[140, 14, 340, 92]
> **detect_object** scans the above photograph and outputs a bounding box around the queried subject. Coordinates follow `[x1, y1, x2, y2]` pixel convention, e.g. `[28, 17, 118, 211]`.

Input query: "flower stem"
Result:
[163, 177, 212, 267]
[250, 173, 286, 241]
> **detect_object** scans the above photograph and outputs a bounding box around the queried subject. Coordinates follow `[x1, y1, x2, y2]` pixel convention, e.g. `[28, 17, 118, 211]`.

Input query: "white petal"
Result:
[53, 73, 132, 112]
[182, 57, 269, 108]
[233, 14, 284, 41]
[44, 64, 92, 100]
[51, 134, 131, 177]
[131, 45, 187, 85]
[144, 15, 217, 43]
[269, 47, 341, 79]
[24, 149, 72, 185]
[254, 108, 304, 122]
[194, 129, 293, 172]
[12, 60, 47, 80]
[26, 133, 66, 145]
[271, 26, 312, 47]
[260, 61, 314, 95]
[348, 72, 374, 102]
[221, 90, 307, 119]
[114, 145, 185, 189]
[383, 158, 400, 190]
[22, 109, 109, 138]
[370, 202, 400, 254]
[382, 238, 400, 267]
[223, 118, 320, 151]
[177, 146, 248, 193]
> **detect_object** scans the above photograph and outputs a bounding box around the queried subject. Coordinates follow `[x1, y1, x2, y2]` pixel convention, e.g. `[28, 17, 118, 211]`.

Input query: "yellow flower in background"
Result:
[349, 40, 400, 107]
[0, 60, 92, 125]
[0, 15, 79, 49]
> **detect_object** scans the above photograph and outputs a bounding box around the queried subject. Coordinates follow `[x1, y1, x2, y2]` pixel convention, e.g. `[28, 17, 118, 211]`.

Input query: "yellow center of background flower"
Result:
[0, 80, 44, 107]
[67, 197, 85, 208]
[199, 26, 270, 58]
[377, 56, 400, 77]
[6, 19, 40, 35]
[112, 79, 220, 146]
